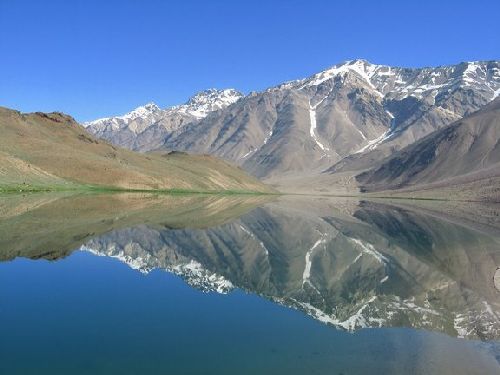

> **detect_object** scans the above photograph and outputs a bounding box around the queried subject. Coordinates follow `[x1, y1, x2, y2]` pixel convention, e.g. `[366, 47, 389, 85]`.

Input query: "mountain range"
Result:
[83, 59, 500, 199]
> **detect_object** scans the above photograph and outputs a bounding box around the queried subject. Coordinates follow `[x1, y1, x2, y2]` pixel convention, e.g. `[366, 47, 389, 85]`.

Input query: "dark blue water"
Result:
[1, 252, 499, 375]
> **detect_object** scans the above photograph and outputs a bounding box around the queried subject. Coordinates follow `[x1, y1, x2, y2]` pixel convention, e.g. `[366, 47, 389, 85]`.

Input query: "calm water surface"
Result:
[0, 194, 499, 374]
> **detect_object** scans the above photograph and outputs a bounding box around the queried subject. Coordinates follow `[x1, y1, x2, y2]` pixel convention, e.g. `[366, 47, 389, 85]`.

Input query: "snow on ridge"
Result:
[84, 88, 243, 130]
[124, 102, 161, 117]
[85, 60, 500, 129]
[83, 102, 162, 128]
[83, 60, 500, 142]
[298, 60, 500, 103]
[304, 60, 383, 92]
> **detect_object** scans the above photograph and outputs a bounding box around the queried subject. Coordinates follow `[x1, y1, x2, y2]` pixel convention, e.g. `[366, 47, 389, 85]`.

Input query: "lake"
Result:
[1, 193, 499, 374]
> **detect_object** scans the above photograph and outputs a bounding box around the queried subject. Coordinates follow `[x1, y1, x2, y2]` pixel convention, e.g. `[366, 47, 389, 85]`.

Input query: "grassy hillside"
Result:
[0, 107, 274, 193]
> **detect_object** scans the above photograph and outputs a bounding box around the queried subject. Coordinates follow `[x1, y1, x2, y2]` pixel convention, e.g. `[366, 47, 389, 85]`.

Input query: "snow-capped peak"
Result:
[296, 59, 500, 103]
[303, 59, 384, 88]
[136, 102, 161, 112]
[187, 88, 242, 106]
[122, 102, 162, 119]
[83, 88, 243, 135]
[83, 102, 162, 129]
[173, 88, 243, 119]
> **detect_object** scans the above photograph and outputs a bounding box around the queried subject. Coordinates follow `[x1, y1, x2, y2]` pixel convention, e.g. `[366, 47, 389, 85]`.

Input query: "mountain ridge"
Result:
[83, 88, 243, 150]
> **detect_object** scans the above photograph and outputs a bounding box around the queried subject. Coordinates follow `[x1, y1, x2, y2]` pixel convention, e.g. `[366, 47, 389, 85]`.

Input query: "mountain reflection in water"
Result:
[2, 193, 499, 342]
[81, 199, 500, 341]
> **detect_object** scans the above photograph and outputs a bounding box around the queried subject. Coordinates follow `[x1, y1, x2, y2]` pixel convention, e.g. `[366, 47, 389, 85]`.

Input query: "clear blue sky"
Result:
[1, 0, 499, 122]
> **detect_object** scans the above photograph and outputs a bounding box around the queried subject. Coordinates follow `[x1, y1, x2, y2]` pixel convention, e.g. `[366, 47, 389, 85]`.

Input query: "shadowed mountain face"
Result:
[84, 60, 500, 185]
[2, 194, 499, 341]
[356, 98, 500, 201]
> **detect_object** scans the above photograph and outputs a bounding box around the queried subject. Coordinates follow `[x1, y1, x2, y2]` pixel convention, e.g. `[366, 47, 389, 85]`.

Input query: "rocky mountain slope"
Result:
[357, 98, 500, 201]
[84, 60, 500, 186]
[0, 106, 272, 193]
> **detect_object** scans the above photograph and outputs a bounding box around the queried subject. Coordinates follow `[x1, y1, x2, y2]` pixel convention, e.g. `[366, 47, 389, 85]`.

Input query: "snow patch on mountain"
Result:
[303, 234, 327, 285]
[354, 129, 393, 154]
[348, 238, 389, 264]
[240, 126, 274, 160]
[309, 105, 330, 154]
[492, 88, 500, 100]
[239, 224, 270, 256]
[307, 89, 336, 156]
